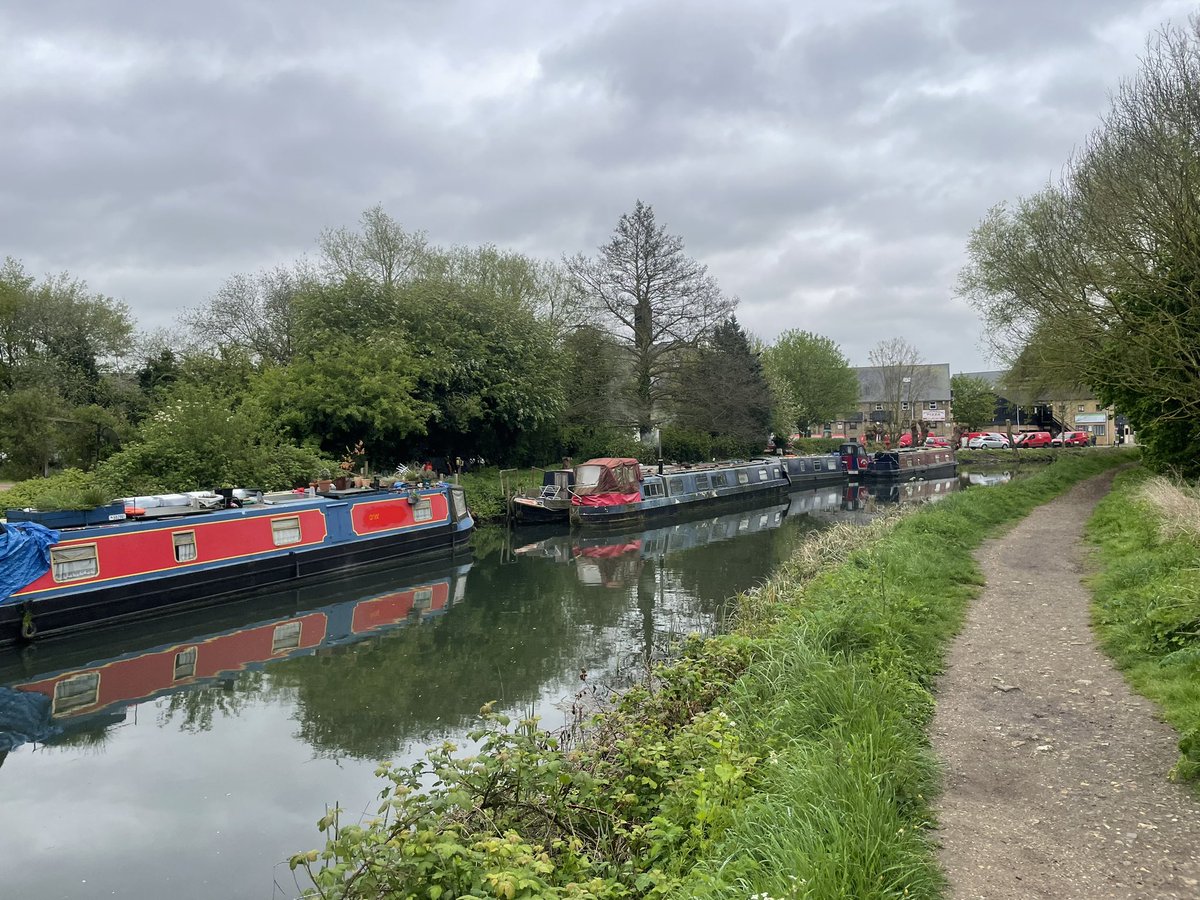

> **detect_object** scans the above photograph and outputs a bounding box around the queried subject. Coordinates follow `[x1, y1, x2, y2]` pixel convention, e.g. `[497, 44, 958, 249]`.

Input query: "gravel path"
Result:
[932, 470, 1200, 899]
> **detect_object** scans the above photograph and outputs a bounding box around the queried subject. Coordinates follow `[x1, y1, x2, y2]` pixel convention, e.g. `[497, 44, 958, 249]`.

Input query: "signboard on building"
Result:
[921, 409, 946, 422]
[1075, 413, 1107, 424]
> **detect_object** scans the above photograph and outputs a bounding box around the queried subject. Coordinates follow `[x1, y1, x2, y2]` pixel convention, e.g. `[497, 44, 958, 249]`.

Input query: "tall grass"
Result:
[672, 451, 1134, 898]
[1086, 469, 1200, 785]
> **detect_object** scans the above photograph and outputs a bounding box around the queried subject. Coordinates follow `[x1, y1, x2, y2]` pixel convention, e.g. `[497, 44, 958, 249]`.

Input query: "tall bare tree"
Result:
[868, 338, 934, 441]
[566, 200, 735, 439]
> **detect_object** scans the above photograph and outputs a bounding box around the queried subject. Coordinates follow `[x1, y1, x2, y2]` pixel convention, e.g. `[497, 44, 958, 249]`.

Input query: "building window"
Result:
[272, 621, 302, 654]
[901, 401, 909, 411]
[412, 500, 434, 522]
[271, 516, 302, 546]
[928, 401, 938, 410]
[53, 673, 100, 714]
[51, 544, 99, 582]
[174, 647, 197, 680]
[173, 531, 197, 563]
[1078, 404, 1085, 413]
[874, 404, 883, 411]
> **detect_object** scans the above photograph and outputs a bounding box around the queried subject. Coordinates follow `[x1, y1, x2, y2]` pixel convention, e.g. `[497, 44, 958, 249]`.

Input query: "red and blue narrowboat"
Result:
[858, 445, 957, 479]
[0, 482, 473, 646]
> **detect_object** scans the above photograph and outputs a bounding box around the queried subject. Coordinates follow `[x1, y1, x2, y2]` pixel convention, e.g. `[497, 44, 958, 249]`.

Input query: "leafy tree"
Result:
[566, 200, 736, 439]
[249, 335, 434, 460]
[670, 318, 773, 448]
[762, 330, 858, 436]
[319, 204, 431, 293]
[182, 264, 315, 365]
[398, 276, 565, 463]
[949, 374, 996, 431]
[97, 379, 327, 493]
[958, 20, 1200, 470]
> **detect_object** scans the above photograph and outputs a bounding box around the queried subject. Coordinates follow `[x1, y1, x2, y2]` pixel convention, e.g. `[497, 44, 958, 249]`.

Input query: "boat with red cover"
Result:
[568, 456, 790, 530]
[0, 481, 473, 645]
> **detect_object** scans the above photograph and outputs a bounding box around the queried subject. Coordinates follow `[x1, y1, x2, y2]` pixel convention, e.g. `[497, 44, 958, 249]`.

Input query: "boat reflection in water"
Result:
[0, 557, 473, 756]
[514, 499, 792, 589]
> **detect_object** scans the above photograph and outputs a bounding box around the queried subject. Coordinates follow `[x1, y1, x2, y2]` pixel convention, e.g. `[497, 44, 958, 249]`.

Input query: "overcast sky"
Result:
[3, 0, 1194, 373]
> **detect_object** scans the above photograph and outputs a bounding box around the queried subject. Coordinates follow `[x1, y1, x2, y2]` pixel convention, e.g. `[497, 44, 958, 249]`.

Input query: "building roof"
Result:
[955, 370, 1006, 389]
[853, 363, 951, 403]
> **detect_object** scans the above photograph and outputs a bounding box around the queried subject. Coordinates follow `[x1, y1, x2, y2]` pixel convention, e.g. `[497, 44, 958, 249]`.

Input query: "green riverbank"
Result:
[293, 450, 1135, 899]
[1086, 468, 1200, 787]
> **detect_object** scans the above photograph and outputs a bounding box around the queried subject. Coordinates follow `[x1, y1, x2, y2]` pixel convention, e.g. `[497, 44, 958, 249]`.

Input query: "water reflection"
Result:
[0, 558, 474, 756]
[0, 475, 1005, 899]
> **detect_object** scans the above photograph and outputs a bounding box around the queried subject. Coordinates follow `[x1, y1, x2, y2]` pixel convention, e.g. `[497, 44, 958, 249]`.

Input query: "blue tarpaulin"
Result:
[0, 521, 59, 605]
[0, 687, 58, 752]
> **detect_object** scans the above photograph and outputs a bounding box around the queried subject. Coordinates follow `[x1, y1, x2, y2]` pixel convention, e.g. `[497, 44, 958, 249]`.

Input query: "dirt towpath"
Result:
[932, 470, 1200, 899]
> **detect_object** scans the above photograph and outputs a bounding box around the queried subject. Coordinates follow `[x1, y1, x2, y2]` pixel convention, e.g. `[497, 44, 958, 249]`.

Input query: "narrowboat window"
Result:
[414, 587, 433, 610]
[668, 477, 685, 495]
[795, 459, 807, 473]
[712, 473, 729, 488]
[450, 489, 467, 520]
[173, 531, 197, 563]
[772, 467, 781, 479]
[643, 482, 664, 498]
[413, 501, 434, 522]
[737, 471, 749, 485]
[694, 474, 710, 490]
[174, 647, 197, 680]
[758, 468, 768, 481]
[51, 544, 99, 582]
[271, 516, 302, 546]
[574, 465, 604, 490]
[272, 621, 302, 653]
[53, 672, 100, 714]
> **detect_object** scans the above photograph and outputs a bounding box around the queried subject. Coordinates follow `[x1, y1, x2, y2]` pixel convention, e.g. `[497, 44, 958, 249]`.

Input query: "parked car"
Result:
[968, 432, 1010, 449]
[924, 435, 951, 448]
[898, 433, 913, 448]
[960, 431, 985, 448]
[1016, 431, 1053, 448]
[1053, 430, 1090, 447]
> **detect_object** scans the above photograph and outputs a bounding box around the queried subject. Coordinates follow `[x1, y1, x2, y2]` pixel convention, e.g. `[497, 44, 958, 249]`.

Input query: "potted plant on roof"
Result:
[338, 440, 367, 489]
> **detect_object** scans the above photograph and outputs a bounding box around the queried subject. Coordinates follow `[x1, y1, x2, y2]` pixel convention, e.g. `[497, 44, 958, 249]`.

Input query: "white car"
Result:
[968, 432, 1010, 449]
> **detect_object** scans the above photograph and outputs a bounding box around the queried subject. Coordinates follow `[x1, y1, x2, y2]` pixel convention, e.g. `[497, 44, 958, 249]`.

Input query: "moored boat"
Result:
[860, 446, 957, 479]
[508, 465, 575, 525]
[782, 451, 856, 484]
[0, 481, 473, 645]
[568, 457, 789, 530]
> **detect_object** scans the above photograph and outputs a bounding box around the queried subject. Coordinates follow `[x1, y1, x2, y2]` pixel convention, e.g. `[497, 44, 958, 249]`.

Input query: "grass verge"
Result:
[293, 451, 1133, 899]
[1085, 468, 1200, 786]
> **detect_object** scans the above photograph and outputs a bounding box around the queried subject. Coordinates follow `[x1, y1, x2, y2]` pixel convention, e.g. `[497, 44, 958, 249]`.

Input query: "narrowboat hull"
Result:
[571, 459, 791, 531]
[0, 485, 473, 646]
[509, 496, 571, 525]
[780, 454, 848, 487]
[860, 448, 958, 479]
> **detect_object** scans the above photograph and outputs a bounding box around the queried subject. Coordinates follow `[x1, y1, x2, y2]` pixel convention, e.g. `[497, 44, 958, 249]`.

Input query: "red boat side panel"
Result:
[351, 494, 449, 535]
[349, 581, 450, 632]
[14, 509, 330, 598]
[18, 613, 327, 717]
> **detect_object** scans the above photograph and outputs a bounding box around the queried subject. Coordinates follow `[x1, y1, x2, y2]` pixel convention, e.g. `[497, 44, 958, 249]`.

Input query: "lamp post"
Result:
[902, 376, 912, 441]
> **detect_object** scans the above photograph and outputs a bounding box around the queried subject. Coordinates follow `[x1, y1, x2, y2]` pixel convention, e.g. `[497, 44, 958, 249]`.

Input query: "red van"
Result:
[1016, 431, 1053, 448]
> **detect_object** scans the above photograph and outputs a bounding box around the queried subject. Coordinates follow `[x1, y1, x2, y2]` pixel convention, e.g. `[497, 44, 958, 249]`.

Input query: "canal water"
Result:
[0, 475, 993, 899]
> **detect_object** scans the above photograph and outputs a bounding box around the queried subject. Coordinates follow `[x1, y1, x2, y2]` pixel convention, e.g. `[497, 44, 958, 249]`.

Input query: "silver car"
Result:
[968, 432, 1010, 449]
